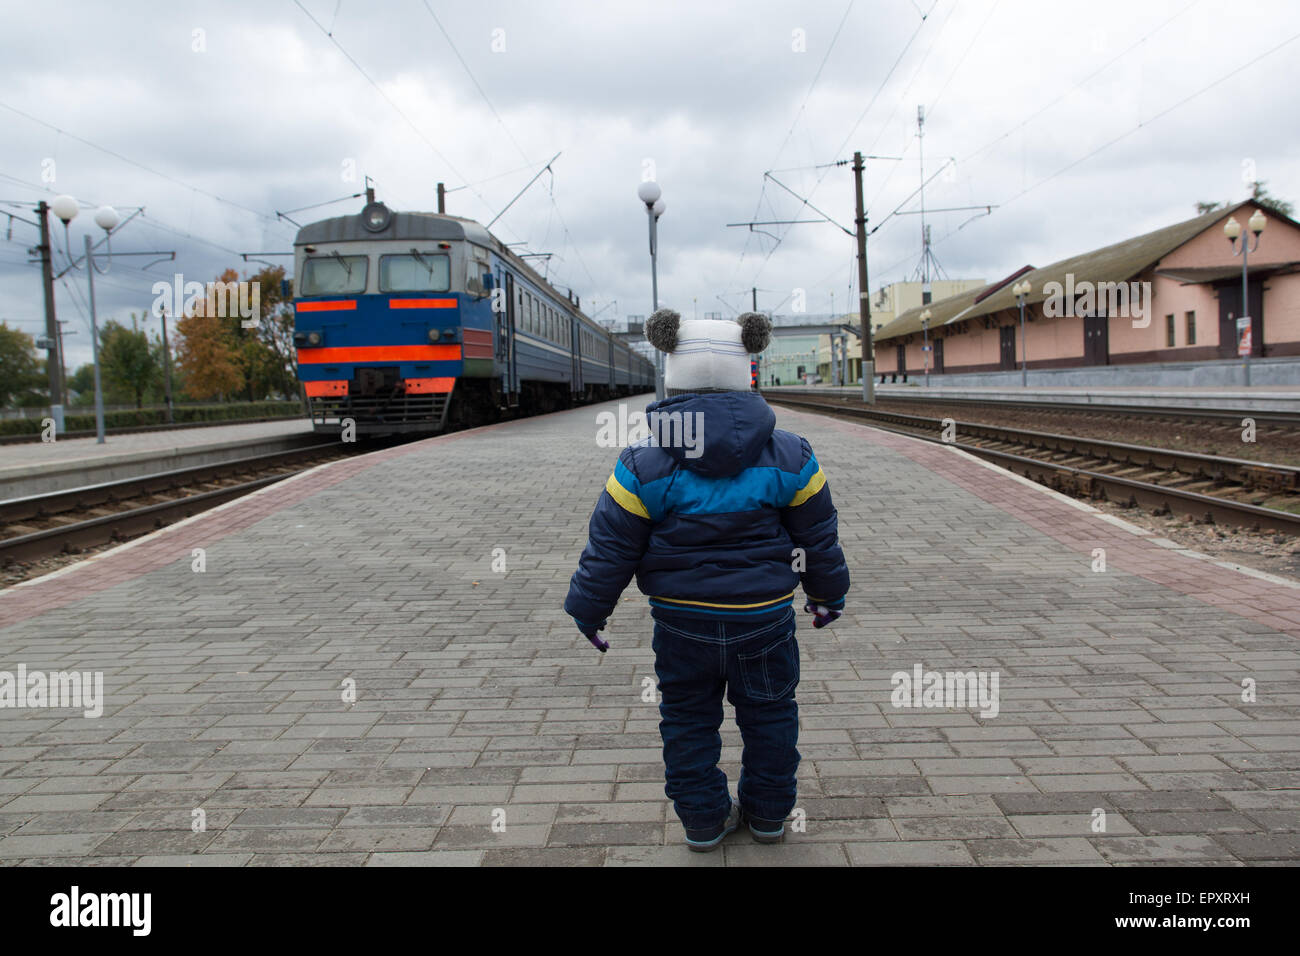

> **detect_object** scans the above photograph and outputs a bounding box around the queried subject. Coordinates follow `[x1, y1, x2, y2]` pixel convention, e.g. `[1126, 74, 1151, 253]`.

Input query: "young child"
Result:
[564, 309, 849, 852]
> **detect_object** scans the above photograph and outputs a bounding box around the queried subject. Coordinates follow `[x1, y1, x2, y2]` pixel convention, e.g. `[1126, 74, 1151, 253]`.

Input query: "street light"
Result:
[54, 198, 118, 444]
[52, 196, 173, 443]
[638, 180, 666, 400]
[1012, 280, 1032, 387]
[1225, 210, 1266, 386]
[919, 308, 932, 387]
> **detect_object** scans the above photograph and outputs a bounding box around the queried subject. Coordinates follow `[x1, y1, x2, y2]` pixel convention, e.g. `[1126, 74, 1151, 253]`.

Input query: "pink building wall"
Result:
[874, 203, 1300, 375]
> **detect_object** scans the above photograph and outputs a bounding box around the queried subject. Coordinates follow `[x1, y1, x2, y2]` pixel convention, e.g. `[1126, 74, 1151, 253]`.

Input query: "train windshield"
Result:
[301, 254, 368, 295]
[380, 253, 451, 292]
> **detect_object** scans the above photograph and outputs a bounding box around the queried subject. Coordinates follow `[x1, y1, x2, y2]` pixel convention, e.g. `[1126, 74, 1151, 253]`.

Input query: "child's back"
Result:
[565, 310, 849, 851]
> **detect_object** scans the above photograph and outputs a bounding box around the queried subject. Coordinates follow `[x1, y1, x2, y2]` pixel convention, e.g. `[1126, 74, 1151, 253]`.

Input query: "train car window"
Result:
[301, 255, 369, 295]
[465, 247, 491, 297]
[379, 253, 450, 292]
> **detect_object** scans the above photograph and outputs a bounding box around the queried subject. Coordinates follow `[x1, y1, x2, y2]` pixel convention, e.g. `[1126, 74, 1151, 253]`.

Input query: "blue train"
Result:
[292, 197, 655, 436]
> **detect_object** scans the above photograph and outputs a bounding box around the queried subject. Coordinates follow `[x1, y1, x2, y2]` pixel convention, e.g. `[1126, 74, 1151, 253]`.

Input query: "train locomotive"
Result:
[292, 196, 655, 436]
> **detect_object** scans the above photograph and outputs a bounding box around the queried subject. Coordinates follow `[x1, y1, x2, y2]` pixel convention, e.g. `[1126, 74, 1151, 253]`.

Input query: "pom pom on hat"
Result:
[644, 309, 680, 353]
[737, 312, 772, 354]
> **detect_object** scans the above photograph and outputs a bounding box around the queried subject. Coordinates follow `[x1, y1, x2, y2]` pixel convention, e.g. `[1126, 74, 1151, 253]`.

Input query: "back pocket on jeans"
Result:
[737, 631, 800, 702]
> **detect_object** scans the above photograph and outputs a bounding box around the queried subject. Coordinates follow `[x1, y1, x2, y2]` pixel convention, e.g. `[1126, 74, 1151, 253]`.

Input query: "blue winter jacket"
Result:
[564, 391, 849, 627]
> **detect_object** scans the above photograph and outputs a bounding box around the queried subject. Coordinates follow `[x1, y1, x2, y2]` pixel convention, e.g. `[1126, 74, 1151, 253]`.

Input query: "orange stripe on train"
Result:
[296, 300, 356, 312]
[303, 380, 348, 397]
[388, 298, 458, 309]
[296, 345, 462, 363]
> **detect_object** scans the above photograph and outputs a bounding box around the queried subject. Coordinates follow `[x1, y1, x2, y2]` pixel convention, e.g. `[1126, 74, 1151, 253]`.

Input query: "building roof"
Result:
[877, 199, 1276, 342]
[1154, 261, 1300, 284]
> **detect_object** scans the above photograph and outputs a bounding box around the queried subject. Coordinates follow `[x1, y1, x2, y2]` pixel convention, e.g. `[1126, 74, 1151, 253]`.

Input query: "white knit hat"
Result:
[644, 310, 772, 394]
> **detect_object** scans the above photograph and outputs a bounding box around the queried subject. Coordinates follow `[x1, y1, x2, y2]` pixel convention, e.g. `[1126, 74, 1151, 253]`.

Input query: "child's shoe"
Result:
[684, 801, 740, 852]
[741, 808, 786, 844]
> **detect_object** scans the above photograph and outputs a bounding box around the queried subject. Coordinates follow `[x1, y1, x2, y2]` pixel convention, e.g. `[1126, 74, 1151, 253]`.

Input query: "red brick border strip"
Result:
[778, 406, 1300, 640]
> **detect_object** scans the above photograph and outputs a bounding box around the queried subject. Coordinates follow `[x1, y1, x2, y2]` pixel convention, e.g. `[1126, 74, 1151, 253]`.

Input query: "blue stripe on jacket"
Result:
[564, 392, 849, 628]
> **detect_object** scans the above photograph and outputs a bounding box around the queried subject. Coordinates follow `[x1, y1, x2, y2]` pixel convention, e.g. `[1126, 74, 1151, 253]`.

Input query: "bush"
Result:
[0, 401, 304, 436]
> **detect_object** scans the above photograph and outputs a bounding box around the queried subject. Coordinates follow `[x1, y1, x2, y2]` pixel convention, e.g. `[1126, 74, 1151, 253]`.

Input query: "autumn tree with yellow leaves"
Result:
[174, 266, 298, 402]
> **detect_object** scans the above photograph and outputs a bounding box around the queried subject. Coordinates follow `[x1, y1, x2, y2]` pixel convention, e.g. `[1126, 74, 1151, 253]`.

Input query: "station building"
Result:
[811, 279, 986, 383]
[871, 199, 1300, 381]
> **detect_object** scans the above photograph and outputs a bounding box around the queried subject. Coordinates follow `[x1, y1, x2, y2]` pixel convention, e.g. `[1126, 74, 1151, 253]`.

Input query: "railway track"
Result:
[0, 441, 349, 566]
[765, 394, 1300, 535]
[773, 388, 1300, 428]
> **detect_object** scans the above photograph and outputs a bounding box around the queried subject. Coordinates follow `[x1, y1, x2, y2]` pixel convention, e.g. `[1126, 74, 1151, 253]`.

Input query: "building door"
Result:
[999, 326, 1016, 370]
[1083, 314, 1109, 366]
[1216, 280, 1265, 359]
[895, 344, 906, 378]
[932, 337, 944, 374]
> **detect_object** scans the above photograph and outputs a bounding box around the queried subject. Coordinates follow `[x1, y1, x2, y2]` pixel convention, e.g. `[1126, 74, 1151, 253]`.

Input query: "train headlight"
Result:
[442, 328, 458, 341]
[427, 328, 441, 342]
[307, 332, 322, 346]
[361, 201, 392, 232]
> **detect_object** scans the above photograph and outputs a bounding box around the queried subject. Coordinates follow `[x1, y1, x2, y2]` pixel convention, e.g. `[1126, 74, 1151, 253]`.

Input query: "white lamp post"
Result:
[638, 180, 666, 400]
[51, 197, 173, 443]
[1012, 280, 1031, 387]
[1224, 210, 1266, 386]
[920, 308, 932, 387]
[53, 198, 119, 444]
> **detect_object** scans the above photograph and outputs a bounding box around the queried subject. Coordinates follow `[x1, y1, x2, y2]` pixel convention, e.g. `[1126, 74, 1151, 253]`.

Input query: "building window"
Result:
[1165, 314, 1175, 348]
[1186, 311, 1196, 345]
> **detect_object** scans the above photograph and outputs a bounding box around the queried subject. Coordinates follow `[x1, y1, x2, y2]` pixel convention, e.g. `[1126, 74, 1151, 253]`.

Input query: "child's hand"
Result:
[803, 602, 842, 629]
[577, 622, 609, 653]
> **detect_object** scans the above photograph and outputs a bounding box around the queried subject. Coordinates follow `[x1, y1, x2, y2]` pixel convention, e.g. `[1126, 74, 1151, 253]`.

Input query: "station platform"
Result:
[1, 398, 1298, 866]
[767, 383, 1300, 413]
[0, 418, 317, 498]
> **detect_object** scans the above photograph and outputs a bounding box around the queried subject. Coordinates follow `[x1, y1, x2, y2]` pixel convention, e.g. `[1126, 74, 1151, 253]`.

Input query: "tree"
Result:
[175, 310, 243, 401]
[67, 363, 97, 406]
[176, 266, 299, 402]
[0, 322, 46, 407]
[1250, 181, 1294, 217]
[98, 315, 162, 409]
[249, 265, 299, 400]
[1196, 183, 1294, 218]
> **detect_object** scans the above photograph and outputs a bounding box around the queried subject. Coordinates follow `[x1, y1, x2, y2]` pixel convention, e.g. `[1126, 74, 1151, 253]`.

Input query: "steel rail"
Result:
[767, 388, 1300, 428]
[767, 394, 1300, 535]
[0, 442, 343, 524]
[0, 473, 298, 565]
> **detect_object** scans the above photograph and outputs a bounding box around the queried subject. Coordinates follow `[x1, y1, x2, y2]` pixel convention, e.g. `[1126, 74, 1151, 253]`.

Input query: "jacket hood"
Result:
[644, 391, 775, 478]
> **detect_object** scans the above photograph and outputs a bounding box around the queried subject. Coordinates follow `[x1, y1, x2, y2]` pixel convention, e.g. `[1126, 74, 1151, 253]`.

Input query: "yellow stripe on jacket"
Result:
[788, 466, 826, 507]
[605, 472, 650, 519]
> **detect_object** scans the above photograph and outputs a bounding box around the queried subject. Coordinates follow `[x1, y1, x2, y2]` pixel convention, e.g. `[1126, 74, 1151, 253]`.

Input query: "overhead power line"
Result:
[0, 99, 286, 230]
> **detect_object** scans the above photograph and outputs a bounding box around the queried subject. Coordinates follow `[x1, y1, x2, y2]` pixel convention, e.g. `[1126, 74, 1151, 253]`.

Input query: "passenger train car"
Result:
[292, 197, 654, 436]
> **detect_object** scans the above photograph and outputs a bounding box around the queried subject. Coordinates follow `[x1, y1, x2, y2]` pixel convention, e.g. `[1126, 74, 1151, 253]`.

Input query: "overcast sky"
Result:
[2, 0, 1298, 370]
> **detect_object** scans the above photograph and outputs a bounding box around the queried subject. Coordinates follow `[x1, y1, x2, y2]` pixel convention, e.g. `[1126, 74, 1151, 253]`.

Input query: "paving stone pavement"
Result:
[1, 397, 1298, 866]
